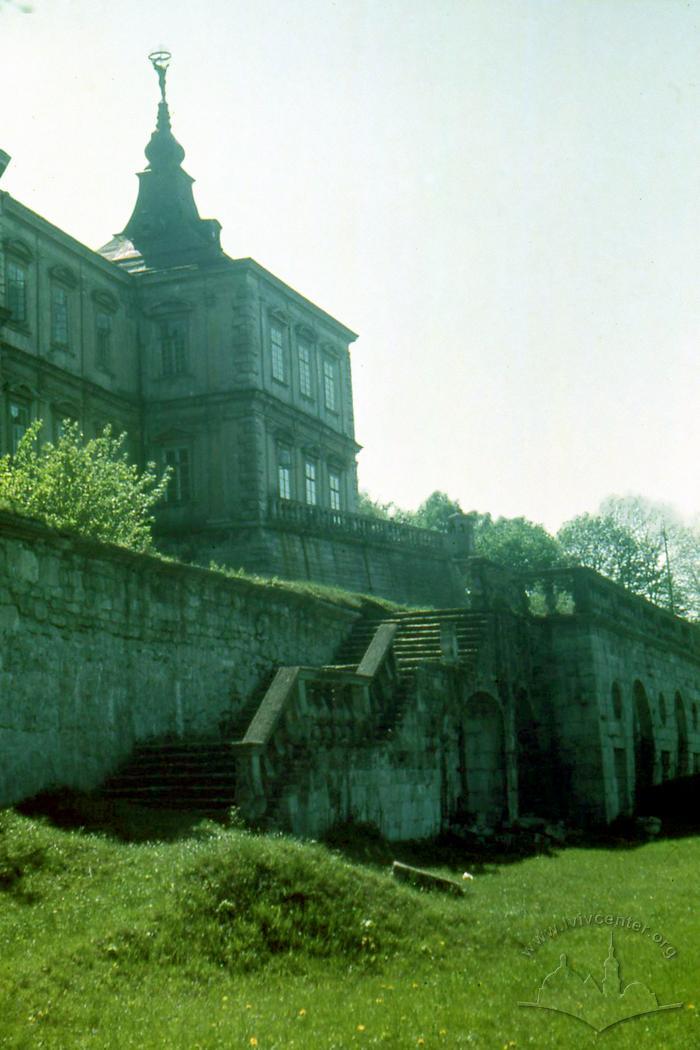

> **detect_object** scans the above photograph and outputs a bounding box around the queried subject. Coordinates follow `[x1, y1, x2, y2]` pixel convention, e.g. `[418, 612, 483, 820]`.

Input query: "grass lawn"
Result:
[0, 802, 697, 1049]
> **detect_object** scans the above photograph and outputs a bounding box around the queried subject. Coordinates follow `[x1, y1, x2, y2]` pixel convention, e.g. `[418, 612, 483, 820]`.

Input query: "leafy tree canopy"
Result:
[356, 490, 398, 520]
[0, 420, 170, 553]
[558, 495, 699, 619]
[473, 513, 565, 573]
[401, 491, 463, 533]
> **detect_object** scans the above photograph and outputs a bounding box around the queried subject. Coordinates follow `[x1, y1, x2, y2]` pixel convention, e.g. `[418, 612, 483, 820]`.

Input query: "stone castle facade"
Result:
[1, 57, 699, 837]
[1, 55, 420, 594]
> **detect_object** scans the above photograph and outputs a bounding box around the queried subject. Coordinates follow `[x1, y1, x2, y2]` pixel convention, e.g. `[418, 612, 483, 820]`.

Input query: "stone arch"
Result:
[458, 691, 507, 827]
[515, 688, 547, 815]
[633, 680, 655, 804]
[675, 692, 689, 777]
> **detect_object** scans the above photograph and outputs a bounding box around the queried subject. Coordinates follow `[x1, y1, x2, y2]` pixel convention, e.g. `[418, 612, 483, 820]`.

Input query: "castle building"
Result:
[1, 59, 699, 837]
[0, 53, 385, 586]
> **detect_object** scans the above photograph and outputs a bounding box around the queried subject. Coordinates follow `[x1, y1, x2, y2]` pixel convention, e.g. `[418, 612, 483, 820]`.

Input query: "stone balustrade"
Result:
[267, 497, 447, 551]
[233, 622, 399, 820]
[517, 566, 700, 661]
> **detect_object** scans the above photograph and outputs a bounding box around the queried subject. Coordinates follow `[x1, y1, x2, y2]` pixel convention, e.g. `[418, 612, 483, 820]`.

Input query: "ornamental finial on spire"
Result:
[148, 49, 172, 103]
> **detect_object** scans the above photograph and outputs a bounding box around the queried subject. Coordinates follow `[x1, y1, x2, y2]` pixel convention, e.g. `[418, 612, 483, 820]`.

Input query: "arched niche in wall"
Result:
[514, 688, 548, 817]
[675, 692, 689, 777]
[632, 680, 655, 805]
[458, 691, 507, 828]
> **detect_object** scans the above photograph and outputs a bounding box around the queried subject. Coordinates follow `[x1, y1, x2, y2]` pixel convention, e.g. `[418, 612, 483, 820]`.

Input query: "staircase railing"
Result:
[233, 623, 398, 820]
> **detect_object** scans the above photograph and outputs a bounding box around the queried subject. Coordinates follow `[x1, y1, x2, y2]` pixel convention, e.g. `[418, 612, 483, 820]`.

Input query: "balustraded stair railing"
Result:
[232, 622, 398, 822]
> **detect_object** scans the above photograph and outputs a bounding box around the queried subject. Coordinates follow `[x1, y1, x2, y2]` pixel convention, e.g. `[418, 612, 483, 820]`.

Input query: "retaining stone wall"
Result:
[0, 511, 359, 807]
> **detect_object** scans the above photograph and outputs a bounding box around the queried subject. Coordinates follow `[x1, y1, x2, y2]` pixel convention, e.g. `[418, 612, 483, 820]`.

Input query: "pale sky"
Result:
[1, 0, 698, 531]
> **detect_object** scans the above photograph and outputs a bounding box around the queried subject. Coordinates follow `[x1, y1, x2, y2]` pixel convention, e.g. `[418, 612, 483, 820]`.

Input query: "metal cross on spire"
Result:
[148, 49, 172, 103]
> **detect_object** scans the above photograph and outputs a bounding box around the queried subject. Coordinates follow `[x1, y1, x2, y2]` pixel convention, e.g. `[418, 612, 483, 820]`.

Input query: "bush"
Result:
[0, 420, 170, 552]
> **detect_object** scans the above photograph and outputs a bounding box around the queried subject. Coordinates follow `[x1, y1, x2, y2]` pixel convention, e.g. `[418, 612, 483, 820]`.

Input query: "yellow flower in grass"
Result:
[249, 1039, 258, 1047]
[298, 1008, 307, 1017]
[357, 1023, 366, 1032]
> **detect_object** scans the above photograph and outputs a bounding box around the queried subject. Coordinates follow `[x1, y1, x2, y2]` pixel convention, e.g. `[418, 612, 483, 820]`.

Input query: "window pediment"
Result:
[3, 237, 33, 263]
[152, 427, 193, 445]
[49, 264, 78, 289]
[269, 306, 289, 325]
[6, 380, 38, 400]
[91, 288, 119, 313]
[295, 323, 317, 342]
[145, 298, 194, 318]
[52, 399, 80, 417]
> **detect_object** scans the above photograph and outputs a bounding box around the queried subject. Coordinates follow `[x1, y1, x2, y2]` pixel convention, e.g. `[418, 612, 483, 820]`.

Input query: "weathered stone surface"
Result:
[0, 511, 359, 807]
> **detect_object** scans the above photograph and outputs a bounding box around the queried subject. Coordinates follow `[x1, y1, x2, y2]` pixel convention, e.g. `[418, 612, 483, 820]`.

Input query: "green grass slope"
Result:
[0, 807, 698, 1049]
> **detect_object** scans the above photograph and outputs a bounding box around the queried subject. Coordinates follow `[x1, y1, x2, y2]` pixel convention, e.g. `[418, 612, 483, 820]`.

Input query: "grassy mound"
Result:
[0, 809, 457, 979]
[2, 805, 698, 1049]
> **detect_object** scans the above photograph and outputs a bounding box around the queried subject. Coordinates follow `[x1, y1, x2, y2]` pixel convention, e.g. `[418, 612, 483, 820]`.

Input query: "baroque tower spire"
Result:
[99, 51, 223, 271]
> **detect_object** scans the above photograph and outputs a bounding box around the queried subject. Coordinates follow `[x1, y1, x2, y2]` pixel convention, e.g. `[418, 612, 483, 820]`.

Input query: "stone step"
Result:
[107, 797, 234, 811]
[104, 782, 237, 796]
[114, 765, 234, 778]
[132, 742, 233, 754]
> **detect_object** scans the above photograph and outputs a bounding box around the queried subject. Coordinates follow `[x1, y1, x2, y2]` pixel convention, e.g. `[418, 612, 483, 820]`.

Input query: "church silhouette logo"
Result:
[519, 932, 683, 1033]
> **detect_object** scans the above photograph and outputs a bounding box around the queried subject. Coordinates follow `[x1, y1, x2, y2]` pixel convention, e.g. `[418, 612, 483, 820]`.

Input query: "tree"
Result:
[473, 513, 565, 573]
[558, 495, 700, 619]
[357, 489, 463, 531]
[356, 489, 397, 520]
[406, 491, 463, 533]
[0, 420, 170, 552]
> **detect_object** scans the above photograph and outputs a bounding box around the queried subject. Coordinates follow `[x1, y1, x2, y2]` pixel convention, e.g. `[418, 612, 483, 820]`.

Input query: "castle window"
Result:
[6, 260, 27, 323]
[52, 412, 78, 443]
[298, 341, 313, 398]
[270, 321, 286, 383]
[96, 312, 112, 371]
[329, 470, 341, 511]
[323, 359, 337, 411]
[277, 447, 292, 500]
[159, 319, 188, 376]
[9, 399, 30, 454]
[50, 285, 69, 347]
[164, 447, 191, 503]
[304, 459, 317, 505]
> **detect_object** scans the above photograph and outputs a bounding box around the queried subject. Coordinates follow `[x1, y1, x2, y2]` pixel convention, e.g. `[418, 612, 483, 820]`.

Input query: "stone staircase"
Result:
[100, 741, 237, 812]
[333, 608, 488, 679]
[100, 609, 489, 812]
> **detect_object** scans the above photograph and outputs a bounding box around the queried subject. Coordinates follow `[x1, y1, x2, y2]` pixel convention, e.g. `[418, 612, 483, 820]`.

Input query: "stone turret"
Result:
[99, 51, 223, 271]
